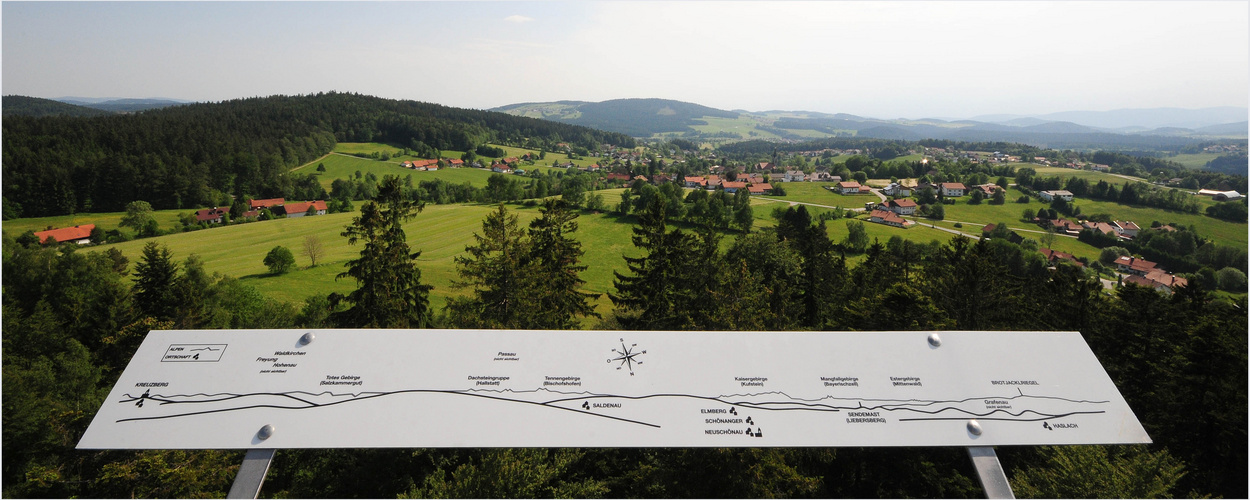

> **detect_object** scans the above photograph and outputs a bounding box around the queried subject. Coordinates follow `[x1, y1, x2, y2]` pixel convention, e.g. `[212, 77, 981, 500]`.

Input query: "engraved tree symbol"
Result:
[607, 338, 646, 375]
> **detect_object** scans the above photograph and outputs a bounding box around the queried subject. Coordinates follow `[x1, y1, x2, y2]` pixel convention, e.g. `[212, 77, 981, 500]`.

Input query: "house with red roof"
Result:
[1082, 221, 1117, 236]
[194, 207, 228, 224]
[282, 200, 328, 218]
[1125, 270, 1187, 294]
[1113, 220, 1140, 238]
[721, 181, 748, 193]
[1115, 256, 1157, 276]
[868, 209, 911, 228]
[1047, 218, 1083, 235]
[974, 184, 1000, 197]
[747, 183, 773, 195]
[836, 181, 862, 195]
[1039, 248, 1084, 268]
[250, 198, 285, 210]
[940, 183, 967, 197]
[684, 176, 707, 188]
[883, 198, 918, 215]
[34, 224, 95, 245]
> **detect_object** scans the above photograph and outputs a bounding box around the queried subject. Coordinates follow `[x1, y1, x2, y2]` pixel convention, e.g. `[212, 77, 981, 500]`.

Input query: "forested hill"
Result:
[2, 95, 113, 118]
[2, 92, 636, 218]
[493, 98, 739, 136]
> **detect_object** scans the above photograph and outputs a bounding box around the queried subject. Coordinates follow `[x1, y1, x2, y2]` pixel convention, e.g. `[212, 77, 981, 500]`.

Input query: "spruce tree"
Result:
[133, 242, 179, 321]
[526, 200, 600, 329]
[610, 197, 696, 330]
[332, 176, 432, 328]
[447, 204, 530, 328]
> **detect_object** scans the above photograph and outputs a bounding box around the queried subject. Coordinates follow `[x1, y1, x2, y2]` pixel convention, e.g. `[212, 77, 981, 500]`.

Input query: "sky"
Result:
[3, 1, 1248, 120]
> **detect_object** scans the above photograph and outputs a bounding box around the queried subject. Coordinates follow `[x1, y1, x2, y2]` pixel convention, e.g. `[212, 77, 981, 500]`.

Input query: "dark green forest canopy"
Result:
[1, 92, 635, 218]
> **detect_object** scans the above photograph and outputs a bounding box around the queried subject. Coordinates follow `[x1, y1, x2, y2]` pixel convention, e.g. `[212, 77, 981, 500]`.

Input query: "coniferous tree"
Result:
[133, 242, 180, 321]
[525, 200, 600, 329]
[332, 176, 432, 328]
[446, 204, 530, 328]
[610, 197, 697, 330]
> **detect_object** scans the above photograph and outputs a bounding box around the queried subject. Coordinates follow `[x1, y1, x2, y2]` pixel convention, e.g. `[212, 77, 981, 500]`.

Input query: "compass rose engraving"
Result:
[607, 338, 646, 375]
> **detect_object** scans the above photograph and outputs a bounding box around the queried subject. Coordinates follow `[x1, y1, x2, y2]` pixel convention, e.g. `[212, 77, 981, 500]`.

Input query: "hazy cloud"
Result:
[504, 14, 534, 23]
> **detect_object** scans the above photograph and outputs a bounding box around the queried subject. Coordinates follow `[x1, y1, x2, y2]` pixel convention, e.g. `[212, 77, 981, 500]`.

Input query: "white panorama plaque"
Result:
[78, 329, 1150, 449]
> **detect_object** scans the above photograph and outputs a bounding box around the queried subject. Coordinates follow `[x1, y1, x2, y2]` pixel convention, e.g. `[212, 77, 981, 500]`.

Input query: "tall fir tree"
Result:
[610, 197, 697, 330]
[525, 199, 600, 329]
[133, 242, 180, 321]
[446, 204, 530, 328]
[332, 176, 432, 328]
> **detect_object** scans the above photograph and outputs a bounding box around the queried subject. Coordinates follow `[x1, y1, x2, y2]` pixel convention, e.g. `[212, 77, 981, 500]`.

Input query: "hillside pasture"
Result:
[295, 153, 507, 191]
[3, 209, 188, 238]
[759, 182, 876, 209]
[1030, 166, 1148, 186]
[1166, 152, 1221, 169]
[77, 203, 656, 319]
[938, 188, 1246, 249]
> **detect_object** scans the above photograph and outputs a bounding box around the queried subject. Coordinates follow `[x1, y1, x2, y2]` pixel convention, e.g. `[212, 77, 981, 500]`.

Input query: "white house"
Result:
[883, 198, 918, 215]
[939, 182, 967, 197]
[1039, 190, 1074, 202]
[836, 181, 862, 195]
[883, 182, 912, 197]
[1113, 220, 1140, 238]
[783, 170, 807, 182]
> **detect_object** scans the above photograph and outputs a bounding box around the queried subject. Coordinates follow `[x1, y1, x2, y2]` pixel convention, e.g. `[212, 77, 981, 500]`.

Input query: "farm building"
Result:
[282, 201, 328, 218]
[1039, 190, 1074, 202]
[34, 224, 95, 245]
[939, 183, 967, 197]
[868, 209, 911, 228]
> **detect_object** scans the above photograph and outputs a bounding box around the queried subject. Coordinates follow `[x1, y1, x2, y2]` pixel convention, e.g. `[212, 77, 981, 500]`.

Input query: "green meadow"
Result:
[937, 188, 1245, 249]
[4, 210, 188, 237]
[1165, 152, 1220, 169]
[9, 174, 1241, 321]
[1030, 166, 1148, 186]
[296, 153, 502, 191]
[759, 182, 875, 208]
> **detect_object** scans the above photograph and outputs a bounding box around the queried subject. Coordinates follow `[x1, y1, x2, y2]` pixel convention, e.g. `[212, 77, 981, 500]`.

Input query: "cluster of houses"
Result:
[401, 158, 462, 170]
[193, 198, 328, 224]
[1115, 255, 1187, 293]
[683, 175, 773, 195]
[1039, 217, 1141, 240]
[774, 170, 841, 183]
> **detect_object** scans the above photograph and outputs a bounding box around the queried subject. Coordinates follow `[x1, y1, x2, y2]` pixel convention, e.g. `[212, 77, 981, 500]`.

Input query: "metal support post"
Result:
[967, 446, 1014, 499]
[227, 449, 276, 499]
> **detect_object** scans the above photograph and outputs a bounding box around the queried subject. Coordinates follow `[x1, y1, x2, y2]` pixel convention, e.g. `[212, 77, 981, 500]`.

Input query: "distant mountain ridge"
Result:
[55, 97, 190, 113]
[492, 98, 737, 137]
[968, 107, 1247, 130]
[3, 95, 113, 117]
[496, 99, 1248, 150]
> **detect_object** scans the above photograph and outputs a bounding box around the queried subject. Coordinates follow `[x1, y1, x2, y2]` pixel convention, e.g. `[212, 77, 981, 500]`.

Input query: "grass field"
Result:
[3, 209, 189, 238]
[12, 177, 1244, 322]
[63, 201, 706, 320]
[295, 153, 510, 191]
[938, 187, 1246, 249]
[1166, 152, 1220, 169]
[759, 182, 876, 208]
[1031, 167, 1148, 186]
[332, 142, 416, 158]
